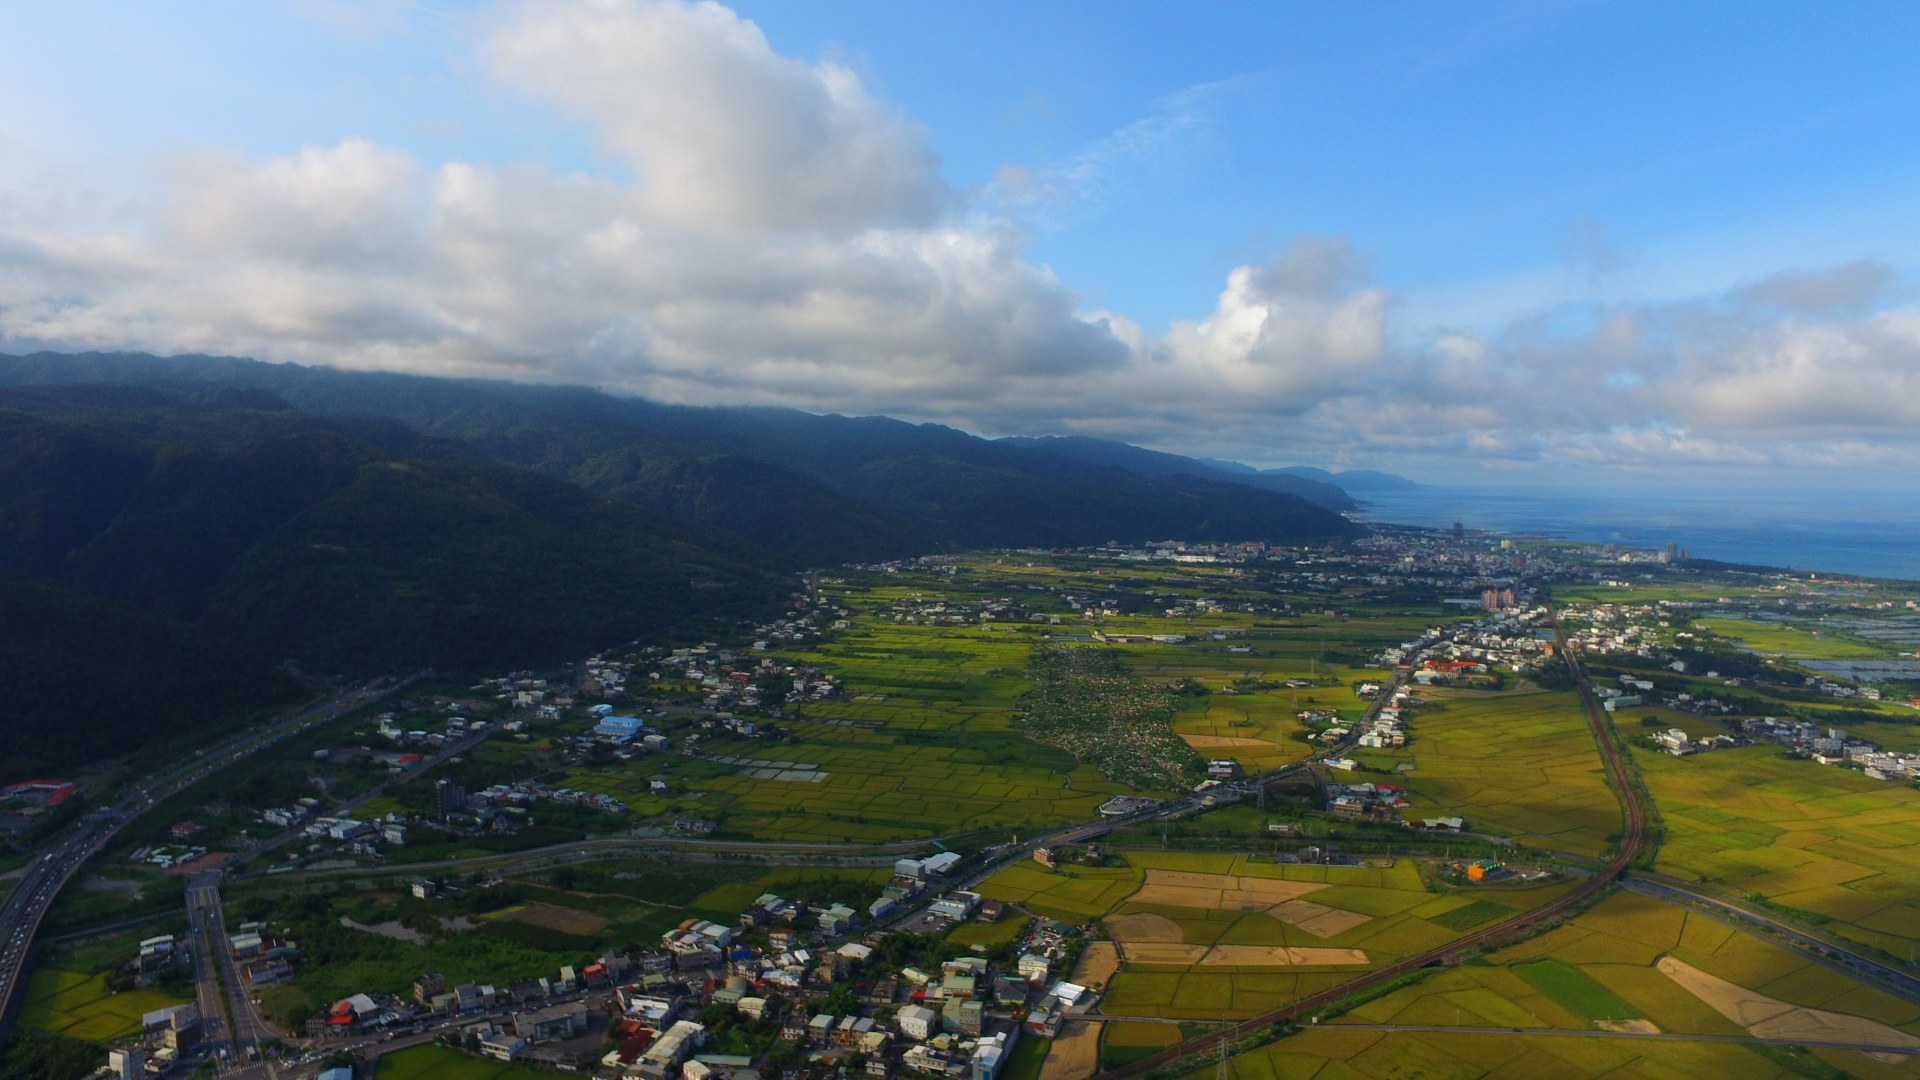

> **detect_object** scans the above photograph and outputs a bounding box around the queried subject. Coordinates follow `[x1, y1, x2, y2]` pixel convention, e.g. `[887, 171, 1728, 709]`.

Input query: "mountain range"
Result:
[0, 350, 1399, 778]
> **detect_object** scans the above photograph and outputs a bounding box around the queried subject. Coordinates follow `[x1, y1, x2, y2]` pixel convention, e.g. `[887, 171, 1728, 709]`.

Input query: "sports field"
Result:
[1637, 743, 1920, 954]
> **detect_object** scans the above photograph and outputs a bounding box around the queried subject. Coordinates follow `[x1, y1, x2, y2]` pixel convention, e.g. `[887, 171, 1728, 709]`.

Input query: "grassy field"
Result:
[17, 969, 191, 1043]
[979, 851, 1576, 1021]
[946, 917, 1029, 950]
[1696, 616, 1894, 660]
[1636, 742, 1920, 955]
[375, 1044, 558, 1079]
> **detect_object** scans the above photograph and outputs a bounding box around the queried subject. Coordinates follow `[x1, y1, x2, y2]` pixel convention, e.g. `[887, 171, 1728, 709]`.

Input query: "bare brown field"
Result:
[1178, 735, 1275, 749]
[1071, 942, 1120, 987]
[1130, 869, 1324, 909]
[1120, 943, 1211, 965]
[1269, 898, 1373, 938]
[1658, 956, 1920, 1054]
[1037, 1020, 1102, 1080]
[1118, 942, 1367, 966]
[1205, 945, 1368, 966]
[1105, 913, 1183, 942]
[505, 901, 608, 936]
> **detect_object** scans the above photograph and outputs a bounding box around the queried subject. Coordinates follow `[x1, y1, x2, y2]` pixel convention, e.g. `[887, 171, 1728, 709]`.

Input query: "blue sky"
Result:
[3, 1, 1918, 482]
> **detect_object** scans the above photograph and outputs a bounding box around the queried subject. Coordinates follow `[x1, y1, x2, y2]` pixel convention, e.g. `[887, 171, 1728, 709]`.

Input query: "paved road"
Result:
[184, 875, 233, 1070]
[190, 871, 287, 1073]
[0, 675, 421, 1042]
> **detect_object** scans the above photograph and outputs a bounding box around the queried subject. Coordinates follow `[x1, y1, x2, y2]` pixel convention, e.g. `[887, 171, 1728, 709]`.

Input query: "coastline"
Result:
[1351, 484, 1920, 584]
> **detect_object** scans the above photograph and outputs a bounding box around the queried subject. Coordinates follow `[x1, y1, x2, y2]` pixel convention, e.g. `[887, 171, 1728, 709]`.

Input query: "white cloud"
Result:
[480, 0, 944, 234]
[0, 0, 1917, 480]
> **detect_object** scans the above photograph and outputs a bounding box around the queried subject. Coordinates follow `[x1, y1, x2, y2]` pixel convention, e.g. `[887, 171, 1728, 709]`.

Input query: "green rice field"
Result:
[1637, 742, 1920, 955]
[16, 969, 191, 1043]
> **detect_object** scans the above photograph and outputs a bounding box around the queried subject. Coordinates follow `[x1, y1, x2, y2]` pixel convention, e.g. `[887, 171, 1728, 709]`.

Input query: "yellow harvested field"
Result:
[1071, 942, 1120, 987]
[1037, 1020, 1102, 1080]
[1121, 943, 1211, 964]
[1177, 734, 1276, 749]
[1106, 913, 1184, 942]
[1120, 942, 1367, 966]
[1658, 956, 1920, 1049]
[1208, 945, 1368, 966]
[1268, 898, 1373, 938]
[1129, 869, 1325, 909]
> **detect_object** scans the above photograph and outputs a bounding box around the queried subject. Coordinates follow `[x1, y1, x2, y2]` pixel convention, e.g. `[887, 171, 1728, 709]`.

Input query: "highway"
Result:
[0, 675, 421, 1043]
[188, 871, 287, 1073]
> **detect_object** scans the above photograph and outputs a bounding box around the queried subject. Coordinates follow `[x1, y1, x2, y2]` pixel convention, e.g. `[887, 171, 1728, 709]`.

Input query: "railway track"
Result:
[1100, 606, 1649, 1078]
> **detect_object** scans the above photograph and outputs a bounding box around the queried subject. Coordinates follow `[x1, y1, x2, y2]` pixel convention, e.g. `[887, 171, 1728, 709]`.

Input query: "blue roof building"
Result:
[593, 715, 645, 743]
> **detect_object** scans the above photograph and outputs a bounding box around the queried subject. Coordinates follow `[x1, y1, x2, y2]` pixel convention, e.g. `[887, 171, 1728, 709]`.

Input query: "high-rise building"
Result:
[434, 778, 466, 817]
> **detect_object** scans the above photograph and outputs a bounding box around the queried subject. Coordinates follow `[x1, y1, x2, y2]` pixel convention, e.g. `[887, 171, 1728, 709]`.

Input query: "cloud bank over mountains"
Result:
[0, 0, 1914, 476]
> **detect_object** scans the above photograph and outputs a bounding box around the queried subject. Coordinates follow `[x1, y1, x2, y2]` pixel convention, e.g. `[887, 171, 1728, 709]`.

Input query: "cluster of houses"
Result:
[1741, 719, 1920, 782]
[228, 921, 301, 987]
[292, 847, 1105, 1080]
[127, 841, 208, 871]
[1325, 780, 1410, 823]
[878, 593, 1022, 628]
[1405, 609, 1553, 684]
[748, 593, 849, 649]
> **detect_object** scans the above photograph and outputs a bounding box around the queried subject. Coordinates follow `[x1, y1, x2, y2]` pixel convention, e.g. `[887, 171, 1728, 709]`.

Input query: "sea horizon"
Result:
[1353, 483, 1920, 584]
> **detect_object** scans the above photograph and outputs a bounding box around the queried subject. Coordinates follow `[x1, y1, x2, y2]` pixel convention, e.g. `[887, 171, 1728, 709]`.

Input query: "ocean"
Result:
[1350, 484, 1920, 583]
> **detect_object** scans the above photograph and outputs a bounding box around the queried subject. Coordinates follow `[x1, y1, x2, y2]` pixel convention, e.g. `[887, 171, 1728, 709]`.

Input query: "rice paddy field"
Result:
[1257, 890, 1920, 1080]
[978, 851, 1576, 1022]
[16, 969, 192, 1043]
[375, 1044, 555, 1079]
[1636, 742, 1920, 955]
[1348, 686, 1623, 858]
[554, 555, 1477, 843]
[1204, 1027, 1898, 1080]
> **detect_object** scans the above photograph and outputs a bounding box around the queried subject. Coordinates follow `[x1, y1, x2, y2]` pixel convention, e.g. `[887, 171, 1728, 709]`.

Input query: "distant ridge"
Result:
[1198, 458, 1423, 493]
[997, 435, 1357, 511]
[0, 351, 1365, 558]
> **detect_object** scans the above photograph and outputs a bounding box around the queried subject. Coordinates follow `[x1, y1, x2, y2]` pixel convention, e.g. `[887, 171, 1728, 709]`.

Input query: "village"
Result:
[108, 844, 1106, 1080]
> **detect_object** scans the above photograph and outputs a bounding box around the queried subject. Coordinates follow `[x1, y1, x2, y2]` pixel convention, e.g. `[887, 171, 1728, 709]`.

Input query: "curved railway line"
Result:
[1101, 606, 1649, 1078]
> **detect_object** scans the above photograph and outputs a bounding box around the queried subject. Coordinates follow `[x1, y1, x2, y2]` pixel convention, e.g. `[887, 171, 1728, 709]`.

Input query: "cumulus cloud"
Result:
[0, 0, 1917, 479]
[480, 0, 944, 234]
